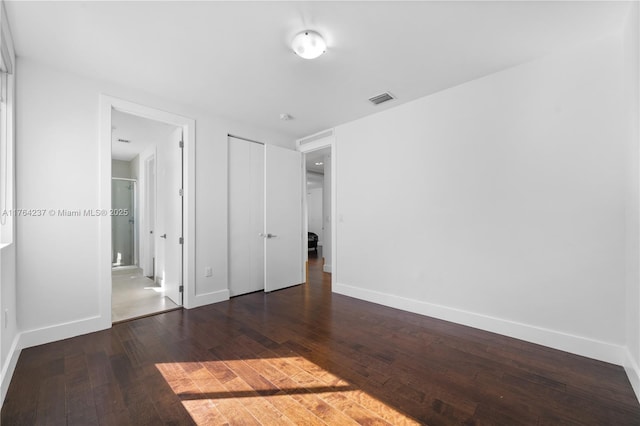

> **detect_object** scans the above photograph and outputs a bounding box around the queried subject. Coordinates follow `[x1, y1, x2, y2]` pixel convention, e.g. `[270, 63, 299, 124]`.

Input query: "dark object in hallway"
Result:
[2, 256, 639, 424]
[308, 231, 318, 252]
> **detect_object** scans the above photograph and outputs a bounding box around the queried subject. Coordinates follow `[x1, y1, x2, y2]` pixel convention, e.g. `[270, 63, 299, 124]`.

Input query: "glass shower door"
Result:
[112, 179, 136, 267]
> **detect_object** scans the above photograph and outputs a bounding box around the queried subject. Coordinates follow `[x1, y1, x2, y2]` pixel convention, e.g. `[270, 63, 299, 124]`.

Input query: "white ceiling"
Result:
[6, 1, 631, 140]
[112, 109, 177, 161]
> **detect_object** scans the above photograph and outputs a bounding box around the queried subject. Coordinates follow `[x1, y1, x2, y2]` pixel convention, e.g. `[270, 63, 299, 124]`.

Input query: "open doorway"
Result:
[305, 148, 331, 274]
[111, 109, 182, 322]
[298, 129, 335, 286]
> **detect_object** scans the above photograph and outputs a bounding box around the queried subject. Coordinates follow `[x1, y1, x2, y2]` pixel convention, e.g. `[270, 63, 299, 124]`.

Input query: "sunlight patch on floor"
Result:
[155, 357, 420, 425]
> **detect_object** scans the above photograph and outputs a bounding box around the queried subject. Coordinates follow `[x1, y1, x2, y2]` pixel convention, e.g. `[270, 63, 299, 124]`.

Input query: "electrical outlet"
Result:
[205, 267, 213, 277]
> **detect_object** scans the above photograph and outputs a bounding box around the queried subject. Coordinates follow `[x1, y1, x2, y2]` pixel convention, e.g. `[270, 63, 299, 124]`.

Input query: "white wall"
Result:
[111, 159, 132, 179]
[307, 187, 323, 244]
[15, 57, 294, 345]
[335, 34, 628, 364]
[624, 1, 640, 400]
[0, 0, 17, 405]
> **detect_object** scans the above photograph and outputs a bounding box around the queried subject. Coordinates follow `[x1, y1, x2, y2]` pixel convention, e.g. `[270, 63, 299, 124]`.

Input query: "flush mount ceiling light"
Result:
[292, 30, 326, 59]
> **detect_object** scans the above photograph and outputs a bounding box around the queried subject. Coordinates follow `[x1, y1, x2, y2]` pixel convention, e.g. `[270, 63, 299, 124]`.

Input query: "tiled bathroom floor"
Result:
[111, 268, 180, 322]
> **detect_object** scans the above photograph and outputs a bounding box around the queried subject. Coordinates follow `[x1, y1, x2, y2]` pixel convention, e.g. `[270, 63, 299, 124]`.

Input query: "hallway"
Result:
[112, 268, 180, 323]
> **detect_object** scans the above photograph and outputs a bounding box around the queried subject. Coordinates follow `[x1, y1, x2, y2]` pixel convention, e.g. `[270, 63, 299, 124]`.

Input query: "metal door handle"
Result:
[259, 233, 277, 239]
[160, 234, 167, 239]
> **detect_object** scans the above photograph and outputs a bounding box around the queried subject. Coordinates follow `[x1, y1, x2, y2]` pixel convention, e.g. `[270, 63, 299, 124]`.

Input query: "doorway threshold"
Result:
[112, 306, 182, 325]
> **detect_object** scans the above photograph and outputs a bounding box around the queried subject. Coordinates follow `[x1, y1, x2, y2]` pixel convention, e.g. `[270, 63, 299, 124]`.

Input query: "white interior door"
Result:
[264, 144, 303, 292]
[228, 137, 265, 296]
[156, 127, 183, 305]
[142, 154, 156, 277]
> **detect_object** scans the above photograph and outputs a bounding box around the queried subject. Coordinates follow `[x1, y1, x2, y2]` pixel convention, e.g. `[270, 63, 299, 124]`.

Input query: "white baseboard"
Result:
[1, 334, 21, 407]
[1, 315, 107, 407]
[19, 315, 108, 350]
[0, 291, 234, 409]
[624, 349, 640, 403]
[323, 264, 332, 273]
[334, 282, 626, 365]
[186, 289, 229, 309]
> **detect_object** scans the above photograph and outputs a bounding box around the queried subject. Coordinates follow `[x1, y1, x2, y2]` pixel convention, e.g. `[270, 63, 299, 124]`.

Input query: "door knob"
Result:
[160, 234, 167, 239]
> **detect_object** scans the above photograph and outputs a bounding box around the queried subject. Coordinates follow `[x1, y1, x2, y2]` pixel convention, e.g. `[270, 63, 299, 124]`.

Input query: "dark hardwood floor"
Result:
[2, 250, 639, 425]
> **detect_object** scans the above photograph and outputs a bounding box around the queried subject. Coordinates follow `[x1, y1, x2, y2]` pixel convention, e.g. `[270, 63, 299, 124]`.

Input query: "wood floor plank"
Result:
[34, 375, 66, 426]
[2, 253, 639, 425]
[235, 334, 397, 426]
[209, 343, 331, 425]
[91, 382, 133, 426]
[65, 377, 99, 426]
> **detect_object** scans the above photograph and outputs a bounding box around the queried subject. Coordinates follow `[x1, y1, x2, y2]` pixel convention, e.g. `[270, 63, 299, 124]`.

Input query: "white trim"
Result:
[0, 334, 19, 406]
[99, 95, 197, 323]
[17, 316, 106, 349]
[625, 348, 640, 403]
[1, 314, 108, 406]
[334, 281, 627, 366]
[330, 136, 337, 288]
[183, 114, 196, 309]
[0, 0, 15, 247]
[189, 289, 230, 307]
[301, 146, 309, 268]
[0, 0, 16, 408]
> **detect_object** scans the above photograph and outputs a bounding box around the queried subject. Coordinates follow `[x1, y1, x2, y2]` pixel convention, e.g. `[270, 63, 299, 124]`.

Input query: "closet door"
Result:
[264, 144, 303, 292]
[228, 137, 265, 296]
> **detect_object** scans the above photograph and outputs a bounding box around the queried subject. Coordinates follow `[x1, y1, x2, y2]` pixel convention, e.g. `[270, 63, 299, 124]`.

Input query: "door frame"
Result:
[99, 95, 196, 327]
[297, 129, 336, 288]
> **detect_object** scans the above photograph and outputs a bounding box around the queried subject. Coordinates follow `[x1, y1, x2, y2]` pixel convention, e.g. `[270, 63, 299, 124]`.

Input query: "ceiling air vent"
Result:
[368, 92, 395, 106]
[117, 138, 131, 143]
